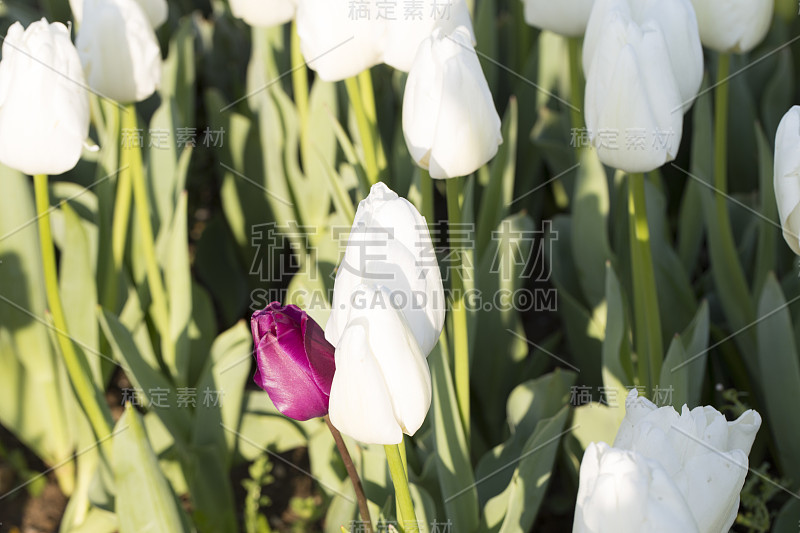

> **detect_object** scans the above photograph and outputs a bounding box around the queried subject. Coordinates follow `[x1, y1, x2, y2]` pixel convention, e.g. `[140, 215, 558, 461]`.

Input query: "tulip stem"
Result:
[384, 444, 419, 533]
[627, 173, 662, 393]
[325, 416, 373, 533]
[291, 21, 309, 129]
[345, 74, 380, 187]
[714, 54, 730, 212]
[567, 37, 584, 132]
[33, 174, 113, 447]
[445, 177, 470, 445]
[125, 106, 175, 376]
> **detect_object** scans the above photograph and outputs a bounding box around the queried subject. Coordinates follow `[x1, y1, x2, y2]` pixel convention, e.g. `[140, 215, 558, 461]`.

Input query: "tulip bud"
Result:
[577, 389, 762, 533]
[296, 0, 474, 81]
[230, 0, 296, 28]
[689, 0, 774, 53]
[251, 303, 335, 421]
[328, 284, 432, 444]
[326, 182, 445, 356]
[0, 20, 89, 176]
[775, 106, 800, 255]
[582, 10, 684, 172]
[76, 0, 162, 103]
[573, 442, 701, 533]
[584, 0, 703, 113]
[522, 0, 596, 38]
[402, 26, 502, 179]
[70, 0, 168, 28]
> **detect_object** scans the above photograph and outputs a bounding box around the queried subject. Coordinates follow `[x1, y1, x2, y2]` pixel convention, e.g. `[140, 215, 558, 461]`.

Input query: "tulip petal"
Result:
[253, 334, 329, 421]
[328, 318, 403, 444]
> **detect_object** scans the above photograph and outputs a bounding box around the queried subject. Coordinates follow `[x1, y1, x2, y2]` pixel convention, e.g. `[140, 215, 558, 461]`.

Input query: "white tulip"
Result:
[328, 284, 432, 444]
[775, 106, 800, 255]
[0, 20, 89, 176]
[70, 0, 168, 28]
[584, 0, 703, 112]
[573, 442, 701, 533]
[296, 0, 474, 81]
[76, 0, 162, 103]
[689, 0, 773, 53]
[382, 0, 475, 72]
[326, 182, 445, 356]
[612, 389, 761, 532]
[583, 9, 684, 173]
[403, 26, 502, 179]
[230, 0, 296, 28]
[522, 0, 596, 38]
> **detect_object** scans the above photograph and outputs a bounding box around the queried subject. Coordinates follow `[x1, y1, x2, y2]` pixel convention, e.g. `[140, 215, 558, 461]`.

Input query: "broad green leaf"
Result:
[602, 262, 633, 411]
[430, 341, 479, 533]
[475, 369, 576, 507]
[164, 193, 192, 385]
[59, 202, 101, 384]
[691, 86, 757, 361]
[754, 123, 779, 297]
[659, 301, 709, 409]
[0, 169, 75, 493]
[476, 97, 518, 258]
[497, 406, 571, 533]
[192, 320, 252, 463]
[98, 309, 192, 442]
[571, 148, 612, 308]
[113, 406, 189, 533]
[756, 274, 800, 478]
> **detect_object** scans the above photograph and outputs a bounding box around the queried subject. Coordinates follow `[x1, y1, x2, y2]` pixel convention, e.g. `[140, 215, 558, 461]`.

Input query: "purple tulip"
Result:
[251, 303, 336, 421]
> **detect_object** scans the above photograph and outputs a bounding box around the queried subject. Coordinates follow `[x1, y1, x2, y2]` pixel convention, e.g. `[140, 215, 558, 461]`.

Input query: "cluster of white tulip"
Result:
[0, 0, 166, 176]
[229, 0, 503, 179]
[523, 0, 774, 173]
[324, 183, 445, 444]
[574, 390, 762, 532]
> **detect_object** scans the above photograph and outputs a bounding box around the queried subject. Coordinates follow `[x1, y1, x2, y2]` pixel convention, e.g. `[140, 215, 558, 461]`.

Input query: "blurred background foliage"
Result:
[0, 0, 800, 531]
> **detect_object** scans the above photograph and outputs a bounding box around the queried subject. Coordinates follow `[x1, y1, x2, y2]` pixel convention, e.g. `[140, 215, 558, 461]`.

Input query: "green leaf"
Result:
[430, 342, 479, 533]
[571, 149, 612, 308]
[476, 97, 518, 259]
[98, 309, 192, 443]
[0, 168, 75, 492]
[164, 192, 192, 385]
[113, 405, 189, 533]
[756, 274, 800, 480]
[192, 320, 252, 463]
[59, 202, 101, 384]
[496, 406, 571, 533]
[659, 301, 710, 409]
[602, 262, 633, 410]
[475, 369, 576, 508]
[753, 122, 779, 297]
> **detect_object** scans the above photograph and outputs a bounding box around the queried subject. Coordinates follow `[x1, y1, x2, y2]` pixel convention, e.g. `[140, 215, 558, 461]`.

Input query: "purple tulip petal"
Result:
[253, 334, 329, 420]
[250, 302, 336, 421]
[303, 315, 336, 395]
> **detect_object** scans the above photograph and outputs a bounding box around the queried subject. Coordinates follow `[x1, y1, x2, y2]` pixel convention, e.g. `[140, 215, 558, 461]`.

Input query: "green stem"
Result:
[384, 444, 418, 533]
[125, 106, 174, 371]
[344, 71, 380, 186]
[291, 21, 309, 129]
[445, 177, 470, 444]
[714, 54, 730, 215]
[34, 174, 113, 445]
[325, 416, 373, 533]
[628, 173, 662, 392]
[420, 169, 434, 224]
[110, 147, 132, 305]
[567, 37, 584, 132]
